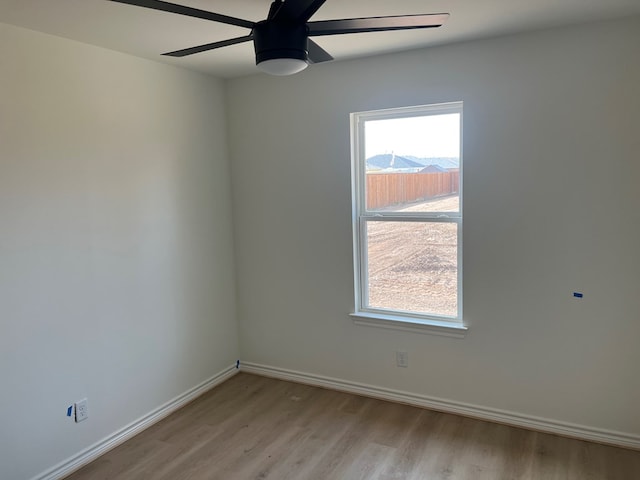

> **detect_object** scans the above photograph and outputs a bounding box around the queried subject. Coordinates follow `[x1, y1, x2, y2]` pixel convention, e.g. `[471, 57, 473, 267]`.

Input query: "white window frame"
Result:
[350, 102, 467, 338]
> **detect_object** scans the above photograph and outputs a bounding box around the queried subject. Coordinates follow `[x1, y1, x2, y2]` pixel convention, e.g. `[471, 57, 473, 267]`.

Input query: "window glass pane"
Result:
[365, 220, 458, 317]
[364, 114, 460, 213]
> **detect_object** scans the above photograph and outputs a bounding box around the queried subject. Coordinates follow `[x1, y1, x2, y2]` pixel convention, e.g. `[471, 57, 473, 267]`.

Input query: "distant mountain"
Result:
[367, 154, 459, 170]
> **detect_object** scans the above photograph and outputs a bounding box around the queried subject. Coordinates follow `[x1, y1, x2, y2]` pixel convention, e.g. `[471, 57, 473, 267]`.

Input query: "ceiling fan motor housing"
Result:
[253, 21, 309, 64]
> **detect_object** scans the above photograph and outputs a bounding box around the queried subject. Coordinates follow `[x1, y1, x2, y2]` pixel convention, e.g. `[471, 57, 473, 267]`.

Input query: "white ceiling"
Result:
[1, 0, 639, 78]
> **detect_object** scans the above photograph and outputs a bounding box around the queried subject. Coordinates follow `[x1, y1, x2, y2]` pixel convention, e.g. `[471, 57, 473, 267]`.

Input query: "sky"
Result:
[365, 113, 460, 159]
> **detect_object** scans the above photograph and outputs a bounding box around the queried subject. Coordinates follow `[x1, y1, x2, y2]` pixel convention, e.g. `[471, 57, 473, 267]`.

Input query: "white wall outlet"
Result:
[75, 398, 88, 423]
[396, 351, 409, 368]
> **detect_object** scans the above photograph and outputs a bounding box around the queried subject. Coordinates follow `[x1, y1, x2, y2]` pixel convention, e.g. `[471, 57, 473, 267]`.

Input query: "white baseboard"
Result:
[241, 362, 640, 451]
[33, 364, 239, 480]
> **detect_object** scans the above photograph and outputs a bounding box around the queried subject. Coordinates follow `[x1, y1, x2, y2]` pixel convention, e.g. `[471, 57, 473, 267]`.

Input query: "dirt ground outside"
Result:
[365, 195, 459, 317]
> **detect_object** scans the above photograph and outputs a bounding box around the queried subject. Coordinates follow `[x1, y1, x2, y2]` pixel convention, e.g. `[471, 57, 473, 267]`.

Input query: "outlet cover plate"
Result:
[75, 398, 88, 423]
[396, 351, 409, 367]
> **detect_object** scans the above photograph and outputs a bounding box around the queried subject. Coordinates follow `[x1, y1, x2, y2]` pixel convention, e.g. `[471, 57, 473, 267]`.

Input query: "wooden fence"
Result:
[366, 171, 459, 210]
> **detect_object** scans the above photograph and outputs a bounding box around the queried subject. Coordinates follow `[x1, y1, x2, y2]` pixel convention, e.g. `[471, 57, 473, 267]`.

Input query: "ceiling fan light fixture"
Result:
[253, 20, 309, 76]
[257, 57, 308, 76]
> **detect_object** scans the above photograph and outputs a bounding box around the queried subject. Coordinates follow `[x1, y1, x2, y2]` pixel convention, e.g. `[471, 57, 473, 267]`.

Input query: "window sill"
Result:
[350, 312, 467, 338]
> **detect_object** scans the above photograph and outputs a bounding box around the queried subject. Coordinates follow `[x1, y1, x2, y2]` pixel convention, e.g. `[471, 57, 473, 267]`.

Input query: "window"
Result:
[350, 102, 465, 335]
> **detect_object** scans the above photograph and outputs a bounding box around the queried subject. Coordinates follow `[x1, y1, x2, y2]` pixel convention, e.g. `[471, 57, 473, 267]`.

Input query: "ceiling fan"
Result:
[109, 0, 449, 75]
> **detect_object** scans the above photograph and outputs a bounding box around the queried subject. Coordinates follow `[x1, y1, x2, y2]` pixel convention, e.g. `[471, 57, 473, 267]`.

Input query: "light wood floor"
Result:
[65, 373, 640, 480]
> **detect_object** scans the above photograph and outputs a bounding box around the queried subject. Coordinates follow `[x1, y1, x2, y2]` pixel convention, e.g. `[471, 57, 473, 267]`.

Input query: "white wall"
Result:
[0, 23, 238, 480]
[227, 17, 640, 437]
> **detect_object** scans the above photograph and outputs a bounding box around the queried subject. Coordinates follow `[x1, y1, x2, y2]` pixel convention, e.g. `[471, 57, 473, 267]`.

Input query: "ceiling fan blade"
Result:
[308, 13, 449, 37]
[267, 0, 284, 20]
[274, 0, 327, 23]
[307, 39, 333, 64]
[108, 0, 254, 29]
[162, 35, 253, 57]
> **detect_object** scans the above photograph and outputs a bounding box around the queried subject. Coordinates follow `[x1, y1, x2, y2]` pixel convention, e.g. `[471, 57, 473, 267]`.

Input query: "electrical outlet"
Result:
[396, 351, 409, 368]
[75, 398, 88, 423]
